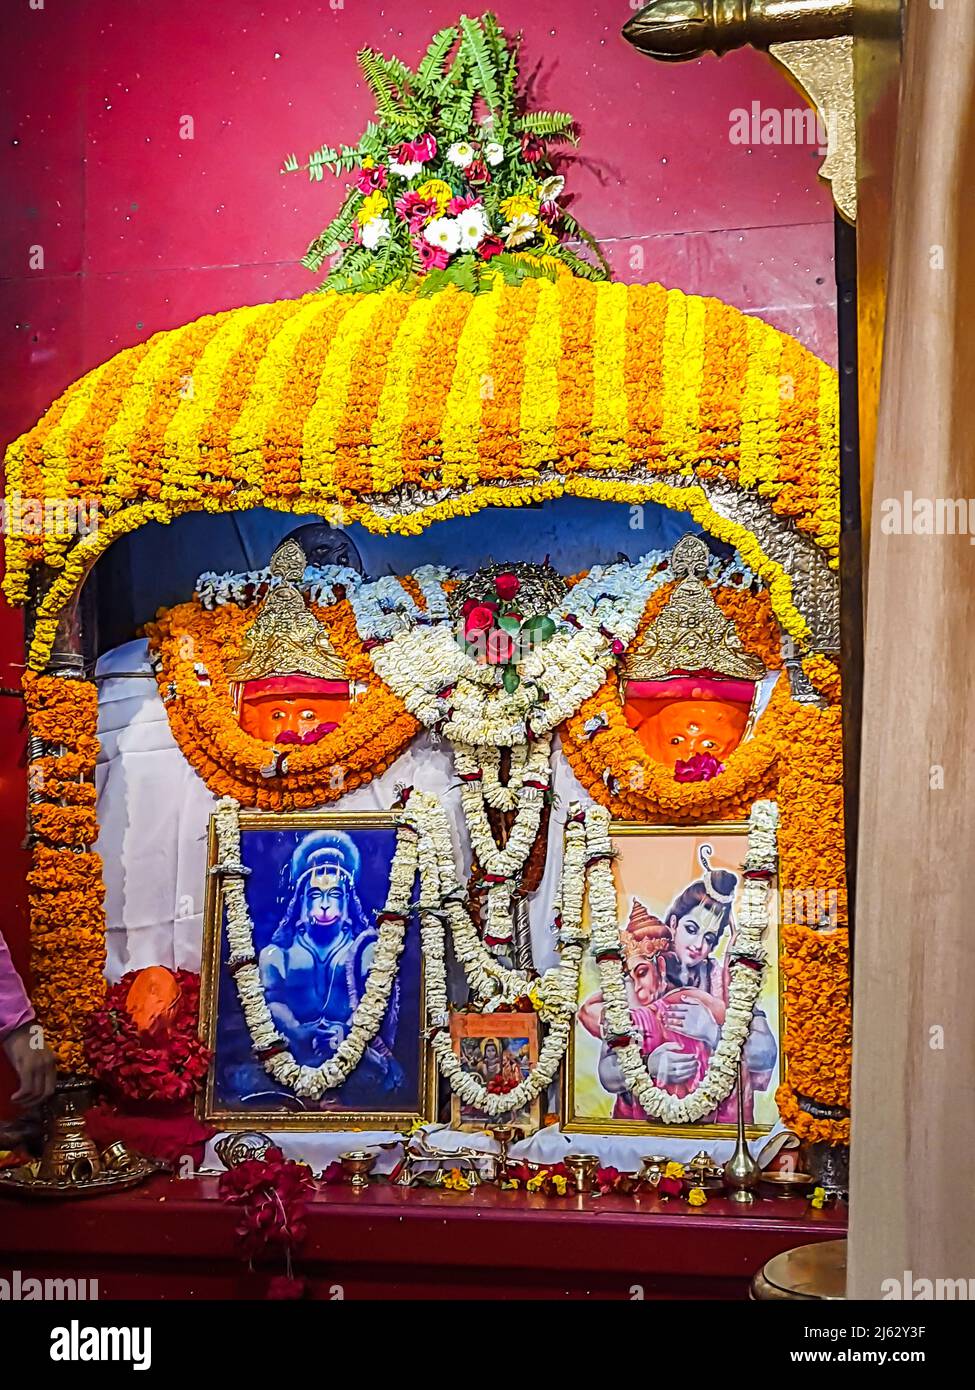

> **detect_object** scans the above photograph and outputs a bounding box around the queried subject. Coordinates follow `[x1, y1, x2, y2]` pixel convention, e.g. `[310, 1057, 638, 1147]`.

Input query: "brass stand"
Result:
[0, 1076, 160, 1199]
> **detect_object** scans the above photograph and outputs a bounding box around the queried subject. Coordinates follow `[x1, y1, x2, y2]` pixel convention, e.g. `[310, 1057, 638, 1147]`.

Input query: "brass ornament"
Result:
[626, 534, 766, 681]
[621, 1, 855, 62]
[226, 539, 347, 684]
[0, 1078, 160, 1200]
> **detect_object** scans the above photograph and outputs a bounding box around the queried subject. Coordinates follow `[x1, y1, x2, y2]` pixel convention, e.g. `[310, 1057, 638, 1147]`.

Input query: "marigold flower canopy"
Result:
[2, 278, 838, 625]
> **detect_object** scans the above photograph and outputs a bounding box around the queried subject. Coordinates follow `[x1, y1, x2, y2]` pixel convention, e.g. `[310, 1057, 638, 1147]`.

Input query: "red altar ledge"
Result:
[0, 1175, 846, 1300]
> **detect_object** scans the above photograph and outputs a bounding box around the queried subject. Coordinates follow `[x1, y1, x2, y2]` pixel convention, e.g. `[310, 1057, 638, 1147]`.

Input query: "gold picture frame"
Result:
[562, 821, 783, 1140]
[448, 1010, 542, 1135]
[198, 809, 436, 1131]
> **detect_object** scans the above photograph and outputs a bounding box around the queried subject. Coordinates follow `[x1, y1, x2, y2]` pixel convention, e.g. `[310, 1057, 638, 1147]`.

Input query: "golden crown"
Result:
[625, 535, 765, 682]
[226, 539, 346, 684]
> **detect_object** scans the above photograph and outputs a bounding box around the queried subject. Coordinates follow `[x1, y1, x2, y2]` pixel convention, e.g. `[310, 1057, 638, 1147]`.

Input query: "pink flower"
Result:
[412, 132, 437, 163]
[353, 166, 387, 194]
[673, 752, 725, 783]
[540, 200, 560, 221]
[486, 630, 516, 664]
[397, 193, 437, 231]
[447, 194, 481, 216]
[413, 236, 450, 271]
[477, 234, 504, 260]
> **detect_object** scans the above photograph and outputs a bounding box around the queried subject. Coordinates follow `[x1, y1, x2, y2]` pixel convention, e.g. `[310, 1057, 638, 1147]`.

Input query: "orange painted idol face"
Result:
[237, 682, 350, 744]
[624, 695, 750, 768]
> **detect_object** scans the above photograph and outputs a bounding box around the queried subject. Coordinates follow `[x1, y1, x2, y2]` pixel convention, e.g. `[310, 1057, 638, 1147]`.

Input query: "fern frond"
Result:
[560, 212, 612, 279]
[515, 111, 578, 142]
[553, 246, 605, 282]
[417, 26, 459, 89]
[357, 47, 407, 126]
[459, 15, 502, 114]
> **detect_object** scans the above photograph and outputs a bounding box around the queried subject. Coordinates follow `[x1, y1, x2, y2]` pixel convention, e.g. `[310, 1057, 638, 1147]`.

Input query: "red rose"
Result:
[477, 235, 505, 260]
[467, 158, 491, 186]
[494, 572, 521, 600]
[464, 603, 497, 634]
[521, 133, 545, 162]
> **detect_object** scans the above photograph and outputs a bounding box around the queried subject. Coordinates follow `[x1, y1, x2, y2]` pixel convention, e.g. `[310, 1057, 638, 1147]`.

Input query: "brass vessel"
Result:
[722, 1065, 761, 1203]
[36, 1078, 102, 1184]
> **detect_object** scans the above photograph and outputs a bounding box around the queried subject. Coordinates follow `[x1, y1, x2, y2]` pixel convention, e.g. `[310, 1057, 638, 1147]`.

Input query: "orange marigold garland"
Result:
[775, 655, 851, 1144]
[560, 585, 786, 823]
[558, 597, 851, 1144]
[145, 595, 420, 810]
[22, 671, 107, 1073]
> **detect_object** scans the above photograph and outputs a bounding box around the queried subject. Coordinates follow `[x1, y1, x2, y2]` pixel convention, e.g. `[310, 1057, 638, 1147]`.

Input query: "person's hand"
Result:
[647, 1041, 699, 1087]
[310, 1021, 346, 1057]
[660, 996, 719, 1047]
[2, 1022, 57, 1107]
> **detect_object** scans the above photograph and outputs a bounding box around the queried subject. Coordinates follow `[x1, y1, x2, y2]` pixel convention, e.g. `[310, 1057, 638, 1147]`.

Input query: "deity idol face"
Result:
[238, 687, 351, 743]
[624, 694, 749, 769]
[302, 869, 349, 936]
[670, 905, 722, 972]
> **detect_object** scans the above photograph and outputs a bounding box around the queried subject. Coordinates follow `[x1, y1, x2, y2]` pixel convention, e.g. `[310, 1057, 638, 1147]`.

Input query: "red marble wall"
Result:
[0, 0, 837, 1101]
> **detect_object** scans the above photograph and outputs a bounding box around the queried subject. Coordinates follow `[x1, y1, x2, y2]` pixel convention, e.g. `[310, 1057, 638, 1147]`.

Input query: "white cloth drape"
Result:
[94, 639, 590, 980]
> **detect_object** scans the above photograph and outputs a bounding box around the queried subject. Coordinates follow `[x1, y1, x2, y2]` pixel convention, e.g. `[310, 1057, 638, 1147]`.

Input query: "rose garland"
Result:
[586, 799, 778, 1126]
[365, 560, 662, 747]
[84, 969, 211, 1104]
[217, 1146, 316, 1299]
[212, 796, 417, 1100]
[22, 671, 107, 1074]
[146, 595, 420, 811]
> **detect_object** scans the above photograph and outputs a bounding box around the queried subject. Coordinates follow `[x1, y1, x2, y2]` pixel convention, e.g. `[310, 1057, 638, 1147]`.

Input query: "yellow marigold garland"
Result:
[5, 281, 839, 622]
[145, 595, 420, 810]
[22, 671, 107, 1073]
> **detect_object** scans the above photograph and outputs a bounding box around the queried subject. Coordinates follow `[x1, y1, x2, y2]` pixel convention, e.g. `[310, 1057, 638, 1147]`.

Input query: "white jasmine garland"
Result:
[213, 797, 418, 1100]
[408, 791, 590, 1115]
[586, 799, 778, 1125]
[452, 736, 551, 949]
[194, 564, 362, 612]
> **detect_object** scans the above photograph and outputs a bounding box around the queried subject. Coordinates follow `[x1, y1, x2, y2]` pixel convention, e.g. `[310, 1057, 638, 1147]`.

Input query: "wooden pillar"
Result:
[848, 0, 975, 1296]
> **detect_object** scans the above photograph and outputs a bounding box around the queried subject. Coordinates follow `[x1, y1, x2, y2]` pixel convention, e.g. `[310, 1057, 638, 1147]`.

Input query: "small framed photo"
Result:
[199, 810, 435, 1131]
[563, 822, 781, 1139]
[449, 1011, 541, 1135]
